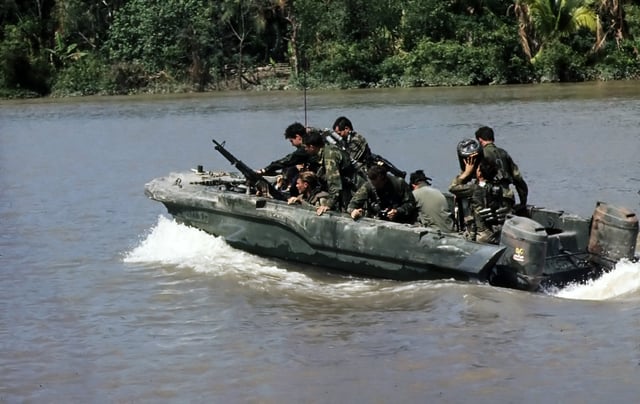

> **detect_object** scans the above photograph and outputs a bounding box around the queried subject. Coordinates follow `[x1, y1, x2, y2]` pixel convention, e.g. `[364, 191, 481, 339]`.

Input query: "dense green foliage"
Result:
[1, 0, 639, 97]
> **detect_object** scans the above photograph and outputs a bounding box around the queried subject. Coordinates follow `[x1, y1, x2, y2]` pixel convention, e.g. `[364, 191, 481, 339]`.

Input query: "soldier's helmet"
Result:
[456, 138, 483, 171]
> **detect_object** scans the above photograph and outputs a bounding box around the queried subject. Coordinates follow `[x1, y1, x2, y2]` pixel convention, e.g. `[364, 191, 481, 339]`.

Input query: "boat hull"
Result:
[145, 171, 639, 292]
[146, 172, 506, 284]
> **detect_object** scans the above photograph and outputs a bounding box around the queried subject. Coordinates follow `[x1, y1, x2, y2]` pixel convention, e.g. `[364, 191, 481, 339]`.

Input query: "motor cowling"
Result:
[588, 201, 639, 267]
[498, 216, 548, 281]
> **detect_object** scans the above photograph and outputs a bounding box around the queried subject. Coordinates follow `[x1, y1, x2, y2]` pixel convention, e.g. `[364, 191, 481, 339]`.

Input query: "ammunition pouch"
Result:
[478, 206, 510, 226]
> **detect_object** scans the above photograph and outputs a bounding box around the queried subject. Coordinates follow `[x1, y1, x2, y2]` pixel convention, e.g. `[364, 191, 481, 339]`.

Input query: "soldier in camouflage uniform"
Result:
[304, 131, 362, 215]
[332, 116, 372, 171]
[449, 150, 506, 244]
[257, 122, 319, 196]
[475, 126, 528, 212]
[348, 165, 417, 224]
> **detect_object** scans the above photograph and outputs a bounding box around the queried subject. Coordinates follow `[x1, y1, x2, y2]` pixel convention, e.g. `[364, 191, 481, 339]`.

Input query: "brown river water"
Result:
[1, 82, 639, 402]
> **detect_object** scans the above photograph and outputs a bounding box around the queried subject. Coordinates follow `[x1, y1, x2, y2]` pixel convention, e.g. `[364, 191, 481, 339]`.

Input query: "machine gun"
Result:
[212, 139, 287, 201]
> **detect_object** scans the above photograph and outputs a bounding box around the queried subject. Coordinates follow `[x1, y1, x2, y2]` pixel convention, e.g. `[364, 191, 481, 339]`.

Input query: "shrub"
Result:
[0, 25, 51, 96]
[532, 40, 588, 82]
[51, 54, 110, 96]
[594, 40, 640, 80]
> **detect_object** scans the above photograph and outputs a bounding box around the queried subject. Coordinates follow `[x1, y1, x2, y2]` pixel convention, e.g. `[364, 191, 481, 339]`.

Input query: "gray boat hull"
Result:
[145, 170, 638, 291]
[146, 171, 506, 283]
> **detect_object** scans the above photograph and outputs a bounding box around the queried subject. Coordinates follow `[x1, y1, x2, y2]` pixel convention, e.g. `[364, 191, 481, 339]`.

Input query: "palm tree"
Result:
[595, 0, 630, 48]
[512, 0, 599, 63]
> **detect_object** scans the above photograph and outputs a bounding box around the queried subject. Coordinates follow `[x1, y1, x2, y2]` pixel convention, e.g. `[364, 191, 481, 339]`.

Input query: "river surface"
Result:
[1, 82, 640, 403]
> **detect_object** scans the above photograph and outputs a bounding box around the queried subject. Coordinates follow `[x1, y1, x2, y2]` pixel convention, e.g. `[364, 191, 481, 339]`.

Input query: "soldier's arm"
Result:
[508, 156, 528, 205]
[449, 178, 474, 199]
[261, 148, 308, 174]
[323, 154, 344, 210]
[350, 134, 372, 163]
[395, 181, 417, 219]
[347, 183, 369, 213]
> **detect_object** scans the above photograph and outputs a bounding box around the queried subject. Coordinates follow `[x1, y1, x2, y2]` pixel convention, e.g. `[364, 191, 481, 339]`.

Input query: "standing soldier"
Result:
[332, 116, 372, 171]
[327, 116, 406, 179]
[475, 126, 528, 213]
[449, 140, 508, 244]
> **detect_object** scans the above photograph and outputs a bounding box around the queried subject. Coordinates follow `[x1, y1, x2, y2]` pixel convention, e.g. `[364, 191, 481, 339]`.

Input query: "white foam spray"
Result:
[125, 216, 640, 302]
[123, 216, 426, 299]
[552, 259, 640, 301]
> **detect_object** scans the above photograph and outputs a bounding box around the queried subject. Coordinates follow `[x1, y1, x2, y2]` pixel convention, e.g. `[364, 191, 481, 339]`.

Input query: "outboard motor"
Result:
[588, 201, 639, 267]
[456, 138, 483, 171]
[495, 216, 548, 290]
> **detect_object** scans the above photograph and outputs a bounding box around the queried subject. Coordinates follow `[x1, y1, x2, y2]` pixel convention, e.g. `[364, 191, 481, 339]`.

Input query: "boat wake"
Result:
[124, 216, 429, 300]
[125, 216, 640, 301]
[548, 259, 640, 301]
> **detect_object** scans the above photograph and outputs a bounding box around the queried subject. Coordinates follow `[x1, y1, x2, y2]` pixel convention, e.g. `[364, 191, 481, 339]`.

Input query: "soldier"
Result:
[287, 171, 330, 210]
[256, 122, 318, 196]
[326, 116, 406, 179]
[303, 131, 361, 215]
[348, 165, 417, 224]
[449, 146, 506, 244]
[332, 116, 372, 170]
[475, 126, 528, 213]
[409, 170, 453, 232]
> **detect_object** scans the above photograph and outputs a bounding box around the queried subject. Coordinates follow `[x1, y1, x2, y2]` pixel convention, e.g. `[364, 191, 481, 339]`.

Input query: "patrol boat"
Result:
[143, 140, 639, 292]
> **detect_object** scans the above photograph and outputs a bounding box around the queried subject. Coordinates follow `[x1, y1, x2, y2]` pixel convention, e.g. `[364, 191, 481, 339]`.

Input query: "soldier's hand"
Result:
[464, 155, 476, 168]
[350, 208, 363, 220]
[387, 208, 398, 221]
[466, 154, 477, 165]
[316, 205, 330, 216]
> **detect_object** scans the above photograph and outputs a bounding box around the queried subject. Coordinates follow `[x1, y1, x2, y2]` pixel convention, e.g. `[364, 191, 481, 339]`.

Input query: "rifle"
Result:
[212, 139, 287, 201]
[369, 153, 406, 179]
[453, 196, 463, 232]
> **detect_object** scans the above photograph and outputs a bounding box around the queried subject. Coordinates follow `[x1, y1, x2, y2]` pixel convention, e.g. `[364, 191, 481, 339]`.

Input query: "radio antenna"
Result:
[298, 26, 308, 126]
[303, 73, 307, 126]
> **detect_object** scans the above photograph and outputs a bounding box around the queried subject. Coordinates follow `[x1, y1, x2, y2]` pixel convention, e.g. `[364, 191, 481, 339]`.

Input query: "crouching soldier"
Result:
[348, 165, 417, 224]
[287, 171, 330, 211]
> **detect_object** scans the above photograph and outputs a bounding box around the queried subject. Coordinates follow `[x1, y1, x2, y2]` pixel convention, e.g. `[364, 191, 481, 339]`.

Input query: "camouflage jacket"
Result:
[482, 143, 528, 206]
[344, 131, 372, 167]
[448, 175, 491, 232]
[348, 175, 417, 223]
[315, 144, 360, 211]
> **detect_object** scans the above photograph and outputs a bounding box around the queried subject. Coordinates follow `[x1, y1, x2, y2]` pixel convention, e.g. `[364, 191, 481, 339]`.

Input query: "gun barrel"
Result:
[371, 154, 406, 179]
[211, 139, 287, 201]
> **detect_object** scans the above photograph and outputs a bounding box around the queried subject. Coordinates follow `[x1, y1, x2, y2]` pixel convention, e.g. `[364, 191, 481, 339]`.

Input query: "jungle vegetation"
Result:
[1, 0, 639, 98]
